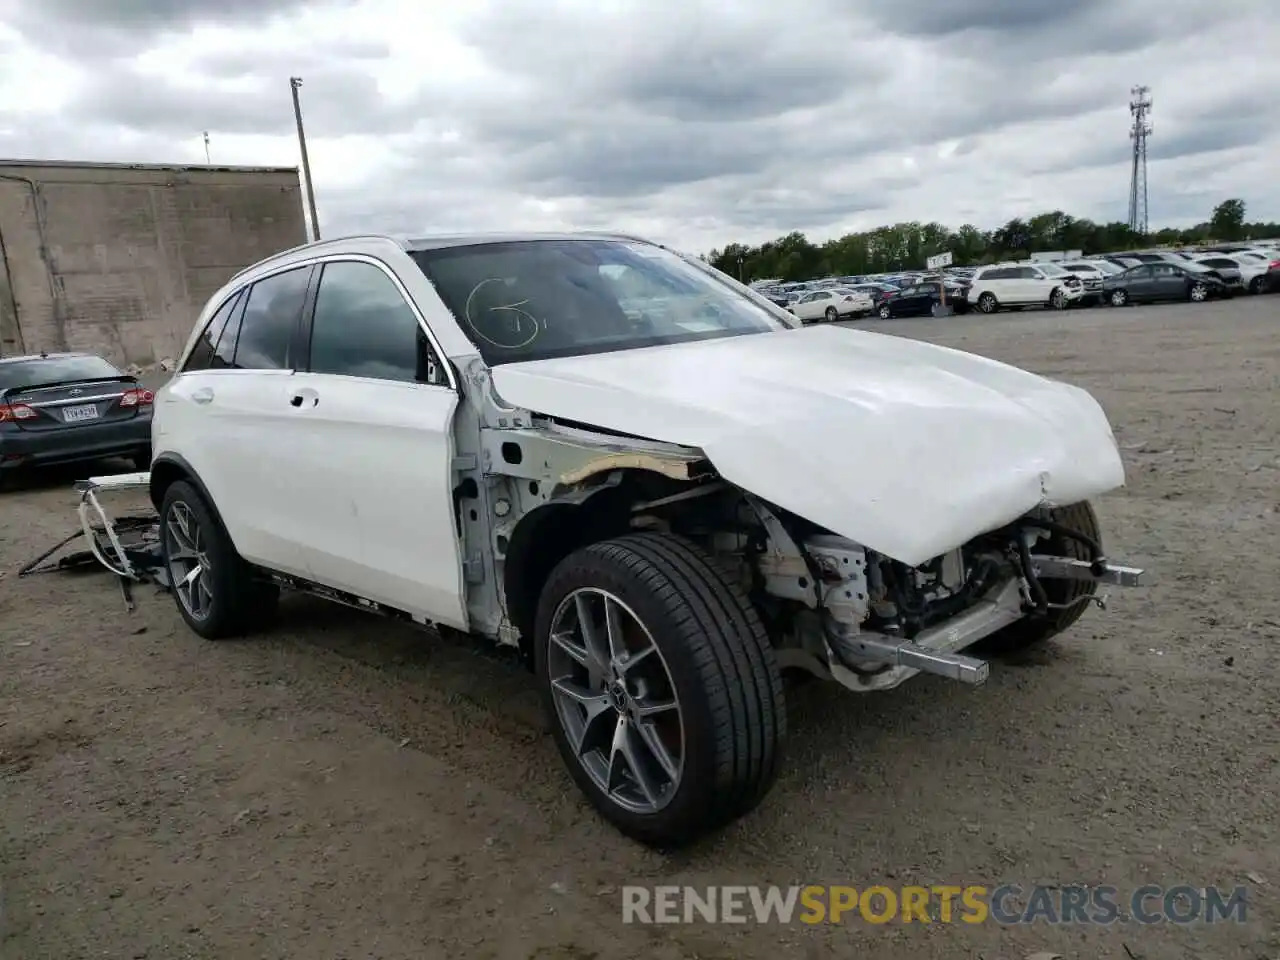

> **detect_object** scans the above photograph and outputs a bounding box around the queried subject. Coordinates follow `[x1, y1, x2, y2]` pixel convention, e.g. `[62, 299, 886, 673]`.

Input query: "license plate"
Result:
[62, 403, 99, 423]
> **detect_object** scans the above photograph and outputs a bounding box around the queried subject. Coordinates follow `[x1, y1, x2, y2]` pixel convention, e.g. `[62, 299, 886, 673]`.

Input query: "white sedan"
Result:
[788, 288, 874, 323]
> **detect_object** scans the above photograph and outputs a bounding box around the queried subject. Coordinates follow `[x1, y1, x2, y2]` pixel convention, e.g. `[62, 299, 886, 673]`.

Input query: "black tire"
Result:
[824, 306, 838, 322]
[1049, 287, 1066, 310]
[1249, 276, 1265, 295]
[534, 532, 785, 848]
[977, 292, 998, 314]
[131, 447, 152, 472]
[1189, 282, 1208, 303]
[1109, 289, 1128, 307]
[878, 304, 891, 319]
[980, 501, 1101, 655]
[159, 480, 278, 640]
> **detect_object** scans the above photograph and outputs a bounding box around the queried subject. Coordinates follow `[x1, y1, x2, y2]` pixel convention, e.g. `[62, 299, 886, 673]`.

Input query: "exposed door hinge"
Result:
[452, 454, 477, 472]
[462, 553, 485, 585]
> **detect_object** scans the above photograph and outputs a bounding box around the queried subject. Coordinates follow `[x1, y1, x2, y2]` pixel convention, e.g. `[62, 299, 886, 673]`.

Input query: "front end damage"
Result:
[489, 403, 1146, 694]
[737, 497, 1143, 691]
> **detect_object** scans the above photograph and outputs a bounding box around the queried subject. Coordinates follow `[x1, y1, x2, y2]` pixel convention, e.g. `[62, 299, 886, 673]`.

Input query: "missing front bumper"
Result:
[816, 555, 1145, 692]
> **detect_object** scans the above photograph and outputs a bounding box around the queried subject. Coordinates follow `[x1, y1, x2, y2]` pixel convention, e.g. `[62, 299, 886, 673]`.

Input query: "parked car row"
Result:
[750, 239, 1280, 321]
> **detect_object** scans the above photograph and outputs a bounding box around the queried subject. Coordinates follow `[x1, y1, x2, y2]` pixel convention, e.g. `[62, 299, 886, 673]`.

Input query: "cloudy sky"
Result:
[0, 0, 1276, 252]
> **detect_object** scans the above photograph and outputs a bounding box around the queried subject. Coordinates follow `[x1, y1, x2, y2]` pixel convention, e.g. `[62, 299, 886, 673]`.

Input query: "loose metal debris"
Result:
[18, 471, 168, 609]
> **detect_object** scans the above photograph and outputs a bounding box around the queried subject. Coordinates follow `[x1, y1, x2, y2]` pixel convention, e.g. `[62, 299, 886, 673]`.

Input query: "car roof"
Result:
[226, 230, 664, 286]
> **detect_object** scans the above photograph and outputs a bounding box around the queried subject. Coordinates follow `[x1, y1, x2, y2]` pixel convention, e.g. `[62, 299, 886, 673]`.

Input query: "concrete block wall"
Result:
[0, 161, 307, 366]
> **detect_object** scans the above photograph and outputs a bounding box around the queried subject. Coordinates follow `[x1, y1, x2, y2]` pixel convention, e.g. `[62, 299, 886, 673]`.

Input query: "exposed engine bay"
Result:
[623, 474, 1143, 693]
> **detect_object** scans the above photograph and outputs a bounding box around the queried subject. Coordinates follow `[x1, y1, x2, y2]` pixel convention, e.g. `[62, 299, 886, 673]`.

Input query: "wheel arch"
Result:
[502, 467, 693, 643]
[149, 454, 236, 544]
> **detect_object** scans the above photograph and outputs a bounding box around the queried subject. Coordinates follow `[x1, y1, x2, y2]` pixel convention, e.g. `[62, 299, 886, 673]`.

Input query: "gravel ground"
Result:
[2, 297, 1278, 960]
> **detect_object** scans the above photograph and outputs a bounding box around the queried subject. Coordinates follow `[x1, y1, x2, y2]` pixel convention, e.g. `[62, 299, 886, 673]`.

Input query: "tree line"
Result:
[706, 199, 1274, 282]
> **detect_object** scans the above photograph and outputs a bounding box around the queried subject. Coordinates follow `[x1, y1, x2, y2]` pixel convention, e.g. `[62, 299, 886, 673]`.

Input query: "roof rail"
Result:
[225, 234, 399, 285]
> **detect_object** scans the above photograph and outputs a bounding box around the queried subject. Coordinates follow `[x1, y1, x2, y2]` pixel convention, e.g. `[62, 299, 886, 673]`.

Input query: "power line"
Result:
[1128, 85, 1152, 235]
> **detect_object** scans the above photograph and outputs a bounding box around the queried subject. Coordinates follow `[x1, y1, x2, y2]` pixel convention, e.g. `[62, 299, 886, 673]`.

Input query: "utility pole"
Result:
[290, 76, 321, 241]
[1127, 85, 1152, 236]
[202, 131, 210, 164]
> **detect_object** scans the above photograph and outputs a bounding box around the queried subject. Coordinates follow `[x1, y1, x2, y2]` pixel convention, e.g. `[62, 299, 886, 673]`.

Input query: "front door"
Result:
[899, 285, 931, 316]
[1148, 263, 1184, 299]
[1125, 265, 1156, 298]
[288, 258, 466, 628]
[791, 293, 819, 321]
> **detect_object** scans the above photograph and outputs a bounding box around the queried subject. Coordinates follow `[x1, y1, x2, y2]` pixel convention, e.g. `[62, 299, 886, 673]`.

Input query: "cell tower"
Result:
[1128, 85, 1152, 235]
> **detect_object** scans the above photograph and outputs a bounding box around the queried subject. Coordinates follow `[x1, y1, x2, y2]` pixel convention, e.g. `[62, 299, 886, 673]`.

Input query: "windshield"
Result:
[411, 239, 789, 365]
[0, 354, 120, 393]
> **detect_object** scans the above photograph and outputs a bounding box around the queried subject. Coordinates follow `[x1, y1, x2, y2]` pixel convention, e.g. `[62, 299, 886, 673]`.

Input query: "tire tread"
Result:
[536, 532, 785, 846]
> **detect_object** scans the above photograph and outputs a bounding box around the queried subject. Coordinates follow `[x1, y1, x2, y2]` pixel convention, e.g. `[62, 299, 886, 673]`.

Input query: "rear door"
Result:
[287, 258, 465, 626]
[163, 265, 315, 576]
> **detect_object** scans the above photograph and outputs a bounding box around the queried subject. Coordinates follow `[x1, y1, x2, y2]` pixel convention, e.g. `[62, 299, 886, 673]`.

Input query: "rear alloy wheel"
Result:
[535, 533, 784, 848]
[1189, 282, 1208, 302]
[977, 292, 998, 314]
[1049, 288, 1066, 310]
[878, 304, 892, 319]
[160, 480, 278, 640]
[824, 306, 838, 322]
[1110, 289, 1128, 307]
[1250, 276, 1265, 294]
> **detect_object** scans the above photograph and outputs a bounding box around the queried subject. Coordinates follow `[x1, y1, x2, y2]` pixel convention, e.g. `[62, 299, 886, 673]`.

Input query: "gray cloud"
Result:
[864, 0, 1109, 34]
[190, 39, 393, 80]
[62, 63, 410, 139]
[2, 0, 344, 34]
[860, 0, 1174, 59]
[1, 0, 1277, 252]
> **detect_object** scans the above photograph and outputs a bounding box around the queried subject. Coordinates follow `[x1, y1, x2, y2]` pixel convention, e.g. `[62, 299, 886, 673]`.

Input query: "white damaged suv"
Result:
[149, 232, 1143, 847]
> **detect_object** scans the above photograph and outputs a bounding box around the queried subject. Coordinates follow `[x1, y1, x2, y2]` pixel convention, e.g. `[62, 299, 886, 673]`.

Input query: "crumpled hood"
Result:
[490, 325, 1126, 566]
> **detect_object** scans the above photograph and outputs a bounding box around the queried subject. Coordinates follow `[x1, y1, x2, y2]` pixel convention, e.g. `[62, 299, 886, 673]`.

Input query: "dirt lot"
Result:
[2, 297, 1278, 960]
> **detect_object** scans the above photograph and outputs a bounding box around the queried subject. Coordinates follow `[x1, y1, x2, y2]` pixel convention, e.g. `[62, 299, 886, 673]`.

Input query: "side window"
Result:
[1151, 264, 1176, 276]
[183, 291, 241, 372]
[307, 260, 447, 386]
[233, 266, 312, 370]
[212, 294, 247, 369]
[1020, 267, 1043, 279]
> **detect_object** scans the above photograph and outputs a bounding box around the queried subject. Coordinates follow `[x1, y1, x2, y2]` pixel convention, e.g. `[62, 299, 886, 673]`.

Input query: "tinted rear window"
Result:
[0, 355, 120, 392]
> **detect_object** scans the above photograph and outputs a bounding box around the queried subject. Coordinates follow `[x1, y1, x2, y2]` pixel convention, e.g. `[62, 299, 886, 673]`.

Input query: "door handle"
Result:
[191, 387, 214, 405]
[290, 388, 319, 408]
